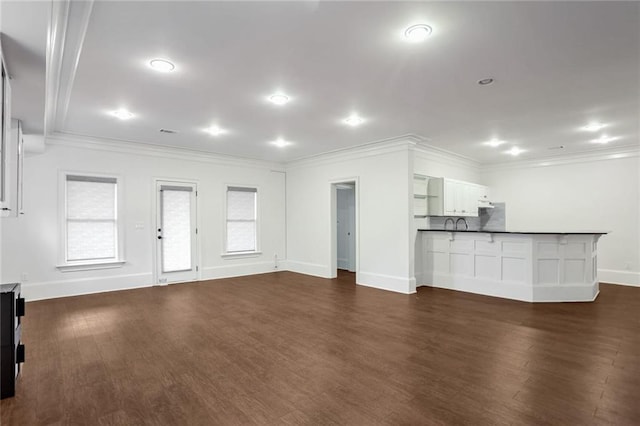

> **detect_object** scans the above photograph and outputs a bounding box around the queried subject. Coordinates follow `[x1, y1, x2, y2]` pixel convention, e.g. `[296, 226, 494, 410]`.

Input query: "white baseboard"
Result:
[357, 271, 415, 294]
[598, 269, 640, 287]
[23, 272, 153, 301]
[202, 261, 277, 280]
[23, 261, 281, 301]
[283, 260, 331, 278]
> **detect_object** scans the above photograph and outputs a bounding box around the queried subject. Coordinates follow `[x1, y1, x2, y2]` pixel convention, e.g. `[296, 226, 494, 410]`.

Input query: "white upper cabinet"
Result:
[421, 177, 489, 217]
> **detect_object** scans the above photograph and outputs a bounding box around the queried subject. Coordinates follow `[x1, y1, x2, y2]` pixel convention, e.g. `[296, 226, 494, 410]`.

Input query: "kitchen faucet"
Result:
[456, 217, 468, 230]
[444, 218, 455, 230]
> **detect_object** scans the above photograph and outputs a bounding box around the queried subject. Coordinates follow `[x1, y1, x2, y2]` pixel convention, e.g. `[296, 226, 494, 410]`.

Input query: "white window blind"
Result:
[66, 175, 117, 262]
[226, 187, 257, 253]
[161, 186, 193, 272]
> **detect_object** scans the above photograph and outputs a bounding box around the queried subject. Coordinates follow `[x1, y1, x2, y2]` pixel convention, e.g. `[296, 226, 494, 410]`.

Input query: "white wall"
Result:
[481, 153, 640, 286]
[2, 137, 286, 300]
[286, 140, 414, 293]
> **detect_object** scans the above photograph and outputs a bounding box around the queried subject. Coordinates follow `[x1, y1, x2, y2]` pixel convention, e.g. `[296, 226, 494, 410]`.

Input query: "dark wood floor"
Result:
[1, 271, 639, 425]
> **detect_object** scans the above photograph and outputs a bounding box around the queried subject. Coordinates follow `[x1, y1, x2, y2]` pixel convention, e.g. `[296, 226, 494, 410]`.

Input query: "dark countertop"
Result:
[418, 229, 609, 235]
[0, 283, 19, 293]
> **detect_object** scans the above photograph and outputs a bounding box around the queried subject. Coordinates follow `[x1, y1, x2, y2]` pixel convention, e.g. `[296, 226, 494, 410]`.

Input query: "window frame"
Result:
[57, 171, 125, 271]
[222, 184, 261, 258]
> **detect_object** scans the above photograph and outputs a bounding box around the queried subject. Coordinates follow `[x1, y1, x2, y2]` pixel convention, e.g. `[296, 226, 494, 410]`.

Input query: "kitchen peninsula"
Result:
[416, 230, 608, 302]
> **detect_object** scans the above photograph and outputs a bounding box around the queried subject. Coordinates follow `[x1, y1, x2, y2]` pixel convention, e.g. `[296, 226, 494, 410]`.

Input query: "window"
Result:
[225, 186, 258, 254]
[64, 174, 119, 264]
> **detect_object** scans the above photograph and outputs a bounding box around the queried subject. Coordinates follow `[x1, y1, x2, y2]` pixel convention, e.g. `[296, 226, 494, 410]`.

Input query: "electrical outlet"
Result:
[158, 278, 168, 284]
[20, 273, 28, 282]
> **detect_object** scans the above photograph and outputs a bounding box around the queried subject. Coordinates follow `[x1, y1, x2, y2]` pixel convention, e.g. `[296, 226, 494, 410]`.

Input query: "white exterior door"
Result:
[156, 181, 198, 284]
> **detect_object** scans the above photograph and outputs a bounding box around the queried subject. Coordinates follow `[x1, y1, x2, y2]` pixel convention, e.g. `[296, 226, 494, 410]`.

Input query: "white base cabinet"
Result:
[417, 231, 604, 302]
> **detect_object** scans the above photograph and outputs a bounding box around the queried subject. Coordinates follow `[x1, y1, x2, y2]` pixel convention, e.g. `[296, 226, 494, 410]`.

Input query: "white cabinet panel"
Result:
[538, 259, 560, 284]
[413, 197, 428, 217]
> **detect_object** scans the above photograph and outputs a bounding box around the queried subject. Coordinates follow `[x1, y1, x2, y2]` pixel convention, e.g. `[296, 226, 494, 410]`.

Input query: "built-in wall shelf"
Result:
[413, 174, 431, 217]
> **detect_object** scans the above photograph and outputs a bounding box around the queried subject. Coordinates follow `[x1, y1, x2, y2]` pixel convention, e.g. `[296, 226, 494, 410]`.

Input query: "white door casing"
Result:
[155, 180, 198, 284]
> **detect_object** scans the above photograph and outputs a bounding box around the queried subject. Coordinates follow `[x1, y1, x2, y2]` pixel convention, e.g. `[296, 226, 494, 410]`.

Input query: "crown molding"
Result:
[285, 134, 422, 170]
[413, 141, 481, 171]
[46, 131, 285, 171]
[480, 144, 640, 172]
[45, 0, 94, 135]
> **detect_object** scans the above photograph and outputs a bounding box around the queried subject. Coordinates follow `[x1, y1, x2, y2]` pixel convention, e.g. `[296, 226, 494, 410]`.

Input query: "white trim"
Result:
[201, 261, 276, 280]
[153, 179, 200, 284]
[599, 269, 640, 287]
[44, 0, 69, 136]
[223, 183, 260, 256]
[329, 177, 360, 280]
[46, 132, 283, 171]
[286, 135, 419, 170]
[21, 272, 153, 302]
[357, 271, 416, 294]
[54, 0, 94, 131]
[221, 251, 262, 259]
[45, 0, 94, 135]
[56, 260, 125, 272]
[480, 145, 640, 172]
[414, 142, 481, 171]
[283, 260, 331, 278]
[58, 170, 124, 267]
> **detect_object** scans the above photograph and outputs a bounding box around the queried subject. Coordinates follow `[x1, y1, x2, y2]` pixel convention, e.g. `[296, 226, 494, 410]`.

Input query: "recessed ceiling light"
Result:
[204, 125, 227, 136]
[505, 147, 525, 156]
[484, 138, 505, 147]
[403, 24, 433, 43]
[270, 138, 292, 148]
[268, 93, 290, 106]
[581, 122, 606, 132]
[110, 109, 134, 120]
[343, 114, 365, 127]
[591, 135, 617, 144]
[149, 59, 175, 72]
[478, 78, 494, 86]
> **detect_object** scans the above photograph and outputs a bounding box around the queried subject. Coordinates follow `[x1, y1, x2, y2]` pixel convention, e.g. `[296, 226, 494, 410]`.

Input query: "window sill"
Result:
[221, 251, 262, 260]
[56, 260, 126, 272]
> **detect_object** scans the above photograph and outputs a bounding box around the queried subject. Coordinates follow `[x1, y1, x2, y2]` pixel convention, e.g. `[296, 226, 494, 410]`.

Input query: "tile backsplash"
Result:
[428, 203, 506, 231]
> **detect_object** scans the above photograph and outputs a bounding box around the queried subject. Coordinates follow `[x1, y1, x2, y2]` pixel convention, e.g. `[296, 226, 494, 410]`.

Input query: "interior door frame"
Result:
[336, 184, 356, 272]
[330, 176, 359, 280]
[152, 178, 201, 285]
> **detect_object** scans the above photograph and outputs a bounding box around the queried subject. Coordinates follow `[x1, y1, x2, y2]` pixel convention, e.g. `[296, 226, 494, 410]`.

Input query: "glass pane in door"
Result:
[161, 189, 192, 272]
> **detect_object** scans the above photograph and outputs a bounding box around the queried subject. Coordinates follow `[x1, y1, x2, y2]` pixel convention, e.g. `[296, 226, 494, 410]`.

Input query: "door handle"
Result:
[157, 236, 162, 239]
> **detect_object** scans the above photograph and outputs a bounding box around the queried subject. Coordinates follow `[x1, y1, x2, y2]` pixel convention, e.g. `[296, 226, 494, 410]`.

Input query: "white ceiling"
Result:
[4, 1, 640, 163]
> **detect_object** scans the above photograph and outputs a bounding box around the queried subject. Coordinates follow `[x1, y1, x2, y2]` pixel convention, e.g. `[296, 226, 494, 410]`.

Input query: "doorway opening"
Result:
[155, 180, 199, 284]
[330, 179, 358, 284]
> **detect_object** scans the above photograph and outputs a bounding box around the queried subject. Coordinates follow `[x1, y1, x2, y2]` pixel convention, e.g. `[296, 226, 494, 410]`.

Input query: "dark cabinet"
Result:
[1, 283, 24, 399]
